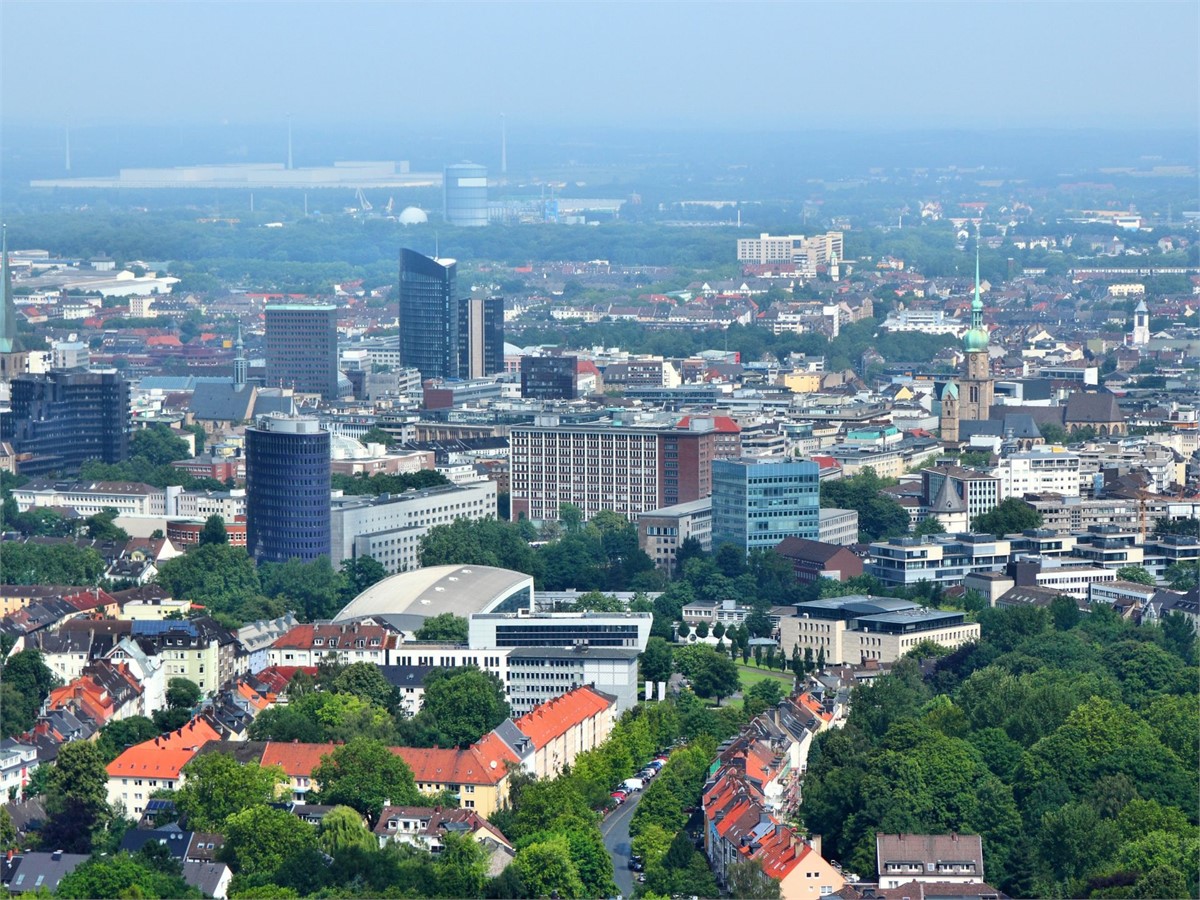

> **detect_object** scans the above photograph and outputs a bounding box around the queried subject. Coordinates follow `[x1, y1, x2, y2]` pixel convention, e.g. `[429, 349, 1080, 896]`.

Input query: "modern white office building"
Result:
[329, 481, 496, 573]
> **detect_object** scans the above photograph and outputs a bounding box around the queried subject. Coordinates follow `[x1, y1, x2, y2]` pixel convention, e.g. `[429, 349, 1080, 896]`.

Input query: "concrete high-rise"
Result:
[710, 457, 820, 556]
[1, 370, 130, 476]
[510, 415, 718, 522]
[443, 163, 488, 227]
[458, 296, 504, 378]
[246, 414, 331, 564]
[265, 304, 339, 400]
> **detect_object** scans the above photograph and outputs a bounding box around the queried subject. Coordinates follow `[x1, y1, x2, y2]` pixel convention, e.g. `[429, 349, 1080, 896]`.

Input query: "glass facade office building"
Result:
[443, 163, 488, 227]
[246, 414, 331, 564]
[0, 370, 130, 477]
[710, 457, 820, 555]
[399, 249, 459, 380]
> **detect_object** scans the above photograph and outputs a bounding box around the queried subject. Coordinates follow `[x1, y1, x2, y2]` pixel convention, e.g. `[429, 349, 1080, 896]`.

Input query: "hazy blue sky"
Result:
[2, 1, 1197, 131]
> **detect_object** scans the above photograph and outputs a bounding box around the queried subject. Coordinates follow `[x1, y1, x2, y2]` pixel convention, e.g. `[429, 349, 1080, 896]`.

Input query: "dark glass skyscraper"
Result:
[265, 304, 339, 400]
[399, 249, 459, 380]
[0, 369, 130, 476]
[245, 414, 331, 564]
[458, 296, 504, 378]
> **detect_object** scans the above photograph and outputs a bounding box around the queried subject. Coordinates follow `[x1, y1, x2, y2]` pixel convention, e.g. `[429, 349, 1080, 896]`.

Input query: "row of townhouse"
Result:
[103, 685, 617, 821]
[702, 692, 844, 898]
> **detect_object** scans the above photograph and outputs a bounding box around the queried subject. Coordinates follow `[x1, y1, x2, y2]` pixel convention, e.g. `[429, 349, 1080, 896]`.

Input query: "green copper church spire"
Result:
[963, 232, 988, 352]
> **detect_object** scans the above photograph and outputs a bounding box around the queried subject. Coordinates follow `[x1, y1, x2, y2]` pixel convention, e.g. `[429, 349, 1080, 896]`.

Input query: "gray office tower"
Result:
[265, 304, 339, 400]
[443, 163, 488, 226]
[245, 414, 331, 564]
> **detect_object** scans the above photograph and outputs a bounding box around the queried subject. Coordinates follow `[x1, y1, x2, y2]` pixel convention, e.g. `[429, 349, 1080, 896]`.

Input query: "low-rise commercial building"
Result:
[637, 498, 713, 574]
[779, 596, 980, 666]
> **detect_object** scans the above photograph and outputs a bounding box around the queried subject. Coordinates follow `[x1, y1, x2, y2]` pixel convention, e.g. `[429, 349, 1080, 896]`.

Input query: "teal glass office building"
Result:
[710, 458, 820, 555]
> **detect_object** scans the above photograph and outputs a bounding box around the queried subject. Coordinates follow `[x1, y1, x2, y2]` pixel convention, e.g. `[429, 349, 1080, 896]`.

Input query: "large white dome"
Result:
[397, 206, 428, 225]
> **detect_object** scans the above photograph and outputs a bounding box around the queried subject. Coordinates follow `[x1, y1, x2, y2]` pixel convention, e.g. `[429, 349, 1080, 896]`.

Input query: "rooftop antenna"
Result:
[287, 114, 293, 170]
[65, 122, 71, 172]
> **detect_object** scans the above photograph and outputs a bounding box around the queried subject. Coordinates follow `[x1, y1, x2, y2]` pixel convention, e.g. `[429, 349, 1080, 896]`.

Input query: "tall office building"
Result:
[265, 304, 339, 400]
[510, 415, 717, 522]
[458, 296, 504, 378]
[443, 163, 488, 227]
[521, 355, 580, 400]
[399, 249, 458, 381]
[0, 370, 130, 476]
[246, 414, 331, 564]
[710, 457, 820, 556]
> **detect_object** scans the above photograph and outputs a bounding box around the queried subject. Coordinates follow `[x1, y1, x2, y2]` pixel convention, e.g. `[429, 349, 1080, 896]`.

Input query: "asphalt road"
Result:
[601, 788, 643, 899]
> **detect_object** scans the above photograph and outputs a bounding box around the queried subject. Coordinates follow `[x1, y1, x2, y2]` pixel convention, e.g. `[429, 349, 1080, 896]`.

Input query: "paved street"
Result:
[601, 788, 643, 898]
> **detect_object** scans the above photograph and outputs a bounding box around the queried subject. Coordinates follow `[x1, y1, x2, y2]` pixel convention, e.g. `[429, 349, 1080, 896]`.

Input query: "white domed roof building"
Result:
[397, 206, 429, 225]
[333, 565, 533, 635]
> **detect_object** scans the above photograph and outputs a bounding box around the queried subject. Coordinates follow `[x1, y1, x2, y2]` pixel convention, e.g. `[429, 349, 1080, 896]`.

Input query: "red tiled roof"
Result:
[260, 741, 337, 777]
[677, 415, 741, 434]
[511, 686, 613, 750]
[392, 740, 514, 788]
[106, 717, 223, 779]
[271, 623, 394, 650]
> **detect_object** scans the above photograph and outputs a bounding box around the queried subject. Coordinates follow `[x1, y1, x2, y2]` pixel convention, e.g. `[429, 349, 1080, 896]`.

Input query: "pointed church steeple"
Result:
[233, 323, 247, 389]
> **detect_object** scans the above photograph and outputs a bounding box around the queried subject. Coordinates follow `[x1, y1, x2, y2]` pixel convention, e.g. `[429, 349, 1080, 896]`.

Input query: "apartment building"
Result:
[736, 232, 844, 275]
[921, 466, 1001, 524]
[510, 415, 717, 522]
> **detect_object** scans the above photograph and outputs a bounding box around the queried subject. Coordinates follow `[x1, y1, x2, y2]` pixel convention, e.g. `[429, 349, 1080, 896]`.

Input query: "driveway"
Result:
[601, 788, 643, 898]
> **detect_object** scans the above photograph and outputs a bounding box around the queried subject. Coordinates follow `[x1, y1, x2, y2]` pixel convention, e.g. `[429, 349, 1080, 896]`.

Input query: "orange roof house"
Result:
[106, 717, 223, 817]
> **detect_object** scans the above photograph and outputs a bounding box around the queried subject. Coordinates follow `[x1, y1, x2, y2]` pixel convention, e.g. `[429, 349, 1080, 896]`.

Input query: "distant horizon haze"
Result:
[1, 1, 1197, 131]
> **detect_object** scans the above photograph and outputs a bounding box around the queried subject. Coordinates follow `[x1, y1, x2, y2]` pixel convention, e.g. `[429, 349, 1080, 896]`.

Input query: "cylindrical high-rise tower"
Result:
[246, 414, 330, 564]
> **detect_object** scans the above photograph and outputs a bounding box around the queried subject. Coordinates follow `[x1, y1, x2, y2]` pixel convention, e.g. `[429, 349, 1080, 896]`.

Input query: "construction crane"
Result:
[354, 188, 372, 212]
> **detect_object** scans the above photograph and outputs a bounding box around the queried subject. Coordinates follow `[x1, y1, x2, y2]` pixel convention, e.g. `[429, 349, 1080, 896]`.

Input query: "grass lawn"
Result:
[736, 663, 794, 692]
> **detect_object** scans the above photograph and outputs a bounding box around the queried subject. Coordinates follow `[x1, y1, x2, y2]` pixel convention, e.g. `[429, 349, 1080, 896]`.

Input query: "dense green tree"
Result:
[819, 468, 911, 541]
[0, 650, 58, 738]
[174, 753, 286, 831]
[416, 667, 510, 747]
[413, 612, 469, 643]
[199, 513, 228, 545]
[510, 837, 584, 899]
[0, 808, 16, 851]
[1163, 562, 1199, 591]
[691, 649, 740, 705]
[1115, 564, 1156, 586]
[339, 555, 387, 599]
[55, 852, 201, 899]
[418, 516, 541, 577]
[312, 738, 420, 825]
[915, 515, 947, 536]
[259, 555, 345, 621]
[434, 831, 489, 898]
[85, 508, 129, 541]
[131, 424, 192, 466]
[332, 661, 399, 711]
[0, 542, 106, 585]
[42, 741, 111, 853]
[317, 805, 376, 855]
[221, 805, 317, 876]
[971, 497, 1043, 535]
[726, 858, 783, 899]
[155, 543, 274, 627]
[640, 636, 674, 684]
